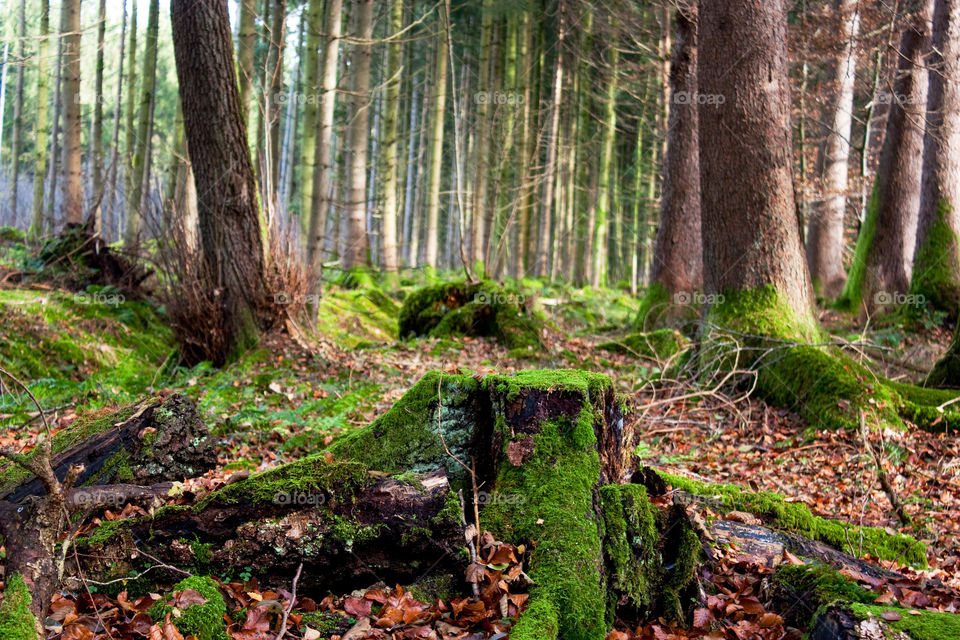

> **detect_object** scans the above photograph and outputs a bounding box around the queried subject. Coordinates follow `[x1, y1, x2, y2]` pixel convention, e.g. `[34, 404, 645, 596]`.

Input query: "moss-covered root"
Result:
[633, 282, 700, 331]
[911, 199, 960, 319]
[398, 280, 545, 351]
[480, 371, 625, 640]
[704, 286, 960, 432]
[924, 322, 960, 389]
[597, 329, 690, 362]
[148, 576, 229, 640]
[0, 573, 41, 640]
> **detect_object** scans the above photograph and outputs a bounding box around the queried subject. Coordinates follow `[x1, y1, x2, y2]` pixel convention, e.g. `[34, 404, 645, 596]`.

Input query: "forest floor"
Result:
[2, 236, 960, 639]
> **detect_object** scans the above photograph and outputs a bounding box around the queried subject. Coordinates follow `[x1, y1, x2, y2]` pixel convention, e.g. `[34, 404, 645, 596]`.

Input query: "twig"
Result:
[0, 365, 52, 435]
[274, 562, 303, 640]
[859, 411, 911, 526]
[458, 489, 480, 598]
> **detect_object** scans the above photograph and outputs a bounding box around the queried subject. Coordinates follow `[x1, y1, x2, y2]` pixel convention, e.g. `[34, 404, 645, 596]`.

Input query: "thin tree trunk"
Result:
[380, 0, 403, 276]
[591, 16, 619, 288]
[60, 0, 83, 225]
[805, 0, 860, 299]
[237, 0, 258, 132]
[537, 1, 565, 278]
[10, 0, 26, 225]
[45, 17, 63, 227]
[307, 0, 342, 282]
[91, 0, 107, 233]
[912, 0, 960, 316]
[29, 0, 51, 238]
[124, 0, 160, 250]
[424, 16, 448, 270]
[342, 0, 374, 271]
[104, 0, 127, 242]
[470, 0, 493, 274]
[266, 0, 286, 202]
[170, 0, 270, 364]
[123, 0, 138, 235]
[300, 0, 322, 230]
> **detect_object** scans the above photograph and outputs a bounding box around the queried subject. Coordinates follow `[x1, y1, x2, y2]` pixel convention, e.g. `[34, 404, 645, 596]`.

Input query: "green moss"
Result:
[301, 611, 350, 637]
[836, 181, 880, 312]
[327, 371, 481, 484]
[312, 287, 400, 347]
[848, 603, 960, 639]
[0, 573, 39, 640]
[398, 281, 544, 350]
[660, 472, 927, 567]
[775, 563, 876, 609]
[633, 282, 672, 331]
[510, 598, 560, 640]
[705, 285, 821, 343]
[148, 576, 229, 640]
[405, 574, 457, 604]
[598, 329, 690, 361]
[911, 199, 960, 316]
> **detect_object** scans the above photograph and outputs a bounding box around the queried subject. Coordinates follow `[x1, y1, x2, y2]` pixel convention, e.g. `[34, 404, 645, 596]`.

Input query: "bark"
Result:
[60, 0, 83, 225]
[341, 0, 374, 271]
[591, 16, 620, 289]
[10, 0, 25, 224]
[266, 0, 286, 199]
[698, 0, 814, 322]
[29, 0, 51, 239]
[806, 0, 859, 299]
[912, 0, 960, 316]
[124, 0, 138, 233]
[170, 0, 271, 364]
[641, 2, 701, 328]
[378, 0, 403, 277]
[424, 15, 449, 270]
[299, 0, 322, 230]
[306, 0, 342, 280]
[104, 0, 127, 242]
[46, 11, 63, 227]
[536, 2, 565, 279]
[92, 0, 107, 234]
[841, 1, 933, 313]
[470, 0, 493, 274]
[236, 0, 257, 131]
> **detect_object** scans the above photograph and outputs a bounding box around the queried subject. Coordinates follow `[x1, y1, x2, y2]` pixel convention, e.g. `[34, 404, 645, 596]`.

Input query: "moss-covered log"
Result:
[398, 281, 545, 353]
[0, 394, 217, 504]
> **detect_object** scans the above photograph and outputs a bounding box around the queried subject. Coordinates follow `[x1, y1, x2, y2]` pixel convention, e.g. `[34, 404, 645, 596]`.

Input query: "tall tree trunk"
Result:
[424, 16, 449, 271]
[307, 0, 342, 282]
[170, 0, 270, 364]
[699, 0, 815, 328]
[912, 0, 960, 317]
[60, 0, 83, 226]
[266, 0, 286, 202]
[124, 0, 160, 250]
[470, 0, 493, 274]
[591, 16, 619, 288]
[638, 2, 701, 329]
[300, 0, 322, 231]
[91, 0, 107, 234]
[29, 0, 51, 238]
[805, 0, 860, 299]
[379, 0, 403, 277]
[45, 11, 63, 227]
[341, 0, 374, 272]
[237, 0, 257, 132]
[839, 1, 932, 313]
[10, 0, 26, 224]
[512, 9, 533, 279]
[104, 0, 127, 242]
[123, 0, 138, 235]
[536, 1, 565, 278]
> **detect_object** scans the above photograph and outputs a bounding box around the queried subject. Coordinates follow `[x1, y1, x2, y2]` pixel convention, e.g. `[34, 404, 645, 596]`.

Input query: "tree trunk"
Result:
[60, 0, 83, 226]
[536, 3, 565, 279]
[123, 0, 138, 236]
[104, 0, 126, 243]
[307, 0, 342, 283]
[806, 0, 859, 299]
[912, 0, 960, 317]
[10, 0, 25, 225]
[470, 0, 493, 275]
[591, 16, 619, 289]
[638, 2, 701, 330]
[424, 16, 449, 271]
[699, 0, 814, 326]
[236, 0, 257, 134]
[299, 0, 322, 231]
[170, 0, 271, 364]
[91, 0, 107, 234]
[29, 0, 50, 239]
[340, 0, 374, 273]
[839, 1, 933, 313]
[124, 0, 160, 251]
[266, 0, 286, 202]
[379, 0, 403, 278]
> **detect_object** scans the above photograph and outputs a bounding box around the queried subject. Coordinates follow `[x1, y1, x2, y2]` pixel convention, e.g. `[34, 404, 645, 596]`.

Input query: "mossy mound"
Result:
[148, 575, 229, 640]
[660, 472, 927, 567]
[598, 329, 690, 362]
[312, 287, 400, 347]
[0, 573, 39, 640]
[633, 282, 701, 331]
[398, 281, 544, 350]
